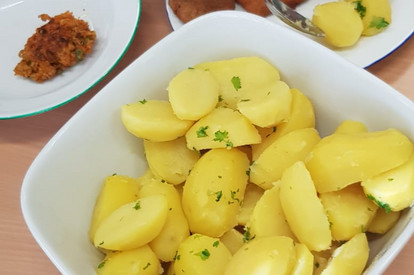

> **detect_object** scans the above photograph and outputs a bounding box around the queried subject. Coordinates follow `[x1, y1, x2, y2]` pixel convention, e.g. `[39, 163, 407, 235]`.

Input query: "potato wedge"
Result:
[333, 120, 367, 134]
[306, 129, 414, 193]
[367, 208, 401, 234]
[320, 233, 369, 275]
[94, 195, 169, 251]
[96, 245, 160, 275]
[144, 137, 199, 185]
[237, 183, 264, 225]
[185, 107, 261, 151]
[182, 148, 250, 237]
[89, 174, 140, 242]
[280, 161, 332, 251]
[312, 1, 363, 47]
[168, 67, 219, 120]
[291, 243, 314, 275]
[121, 100, 194, 142]
[250, 128, 320, 189]
[225, 236, 296, 275]
[359, 0, 391, 36]
[174, 234, 232, 275]
[194, 57, 280, 109]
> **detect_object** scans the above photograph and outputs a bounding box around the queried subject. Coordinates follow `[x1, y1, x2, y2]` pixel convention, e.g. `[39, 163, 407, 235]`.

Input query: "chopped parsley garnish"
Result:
[315, 262, 320, 269]
[218, 95, 223, 102]
[246, 168, 250, 176]
[99, 241, 104, 245]
[213, 240, 219, 247]
[75, 49, 84, 61]
[361, 224, 366, 233]
[139, 99, 147, 104]
[240, 99, 251, 102]
[231, 76, 242, 91]
[215, 190, 223, 202]
[97, 260, 106, 269]
[387, 178, 394, 181]
[194, 249, 210, 261]
[369, 17, 389, 29]
[133, 201, 141, 210]
[213, 130, 233, 148]
[229, 189, 241, 205]
[143, 262, 151, 270]
[196, 126, 209, 138]
[367, 194, 392, 213]
[353, 1, 366, 18]
[243, 226, 255, 243]
[173, 251, 181, 261]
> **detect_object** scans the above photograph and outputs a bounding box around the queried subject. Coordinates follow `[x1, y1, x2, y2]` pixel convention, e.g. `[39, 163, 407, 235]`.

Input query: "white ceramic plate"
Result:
[21, 11, 414, 275]
[166, 0, 414, 68]
[0, 0, 141, 119]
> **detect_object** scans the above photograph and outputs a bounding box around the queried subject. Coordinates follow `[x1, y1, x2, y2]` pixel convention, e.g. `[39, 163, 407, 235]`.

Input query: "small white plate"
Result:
[165, 0, 414, 68]
[0, 0, 141, 119]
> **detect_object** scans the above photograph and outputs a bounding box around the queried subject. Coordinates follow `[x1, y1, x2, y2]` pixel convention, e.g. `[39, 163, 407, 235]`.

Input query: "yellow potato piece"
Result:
[194, 56, 280, 109]
[362, 153, 414, 212]
[94, 195, 169, 251]
[249, 184, 295, 240]
[360, 0, 391, 36]
[237, 80, 292, 127]
[320, 183, 378, 241]
[237, 183, 264, 225]
[280, 161, 332, 251]
[312, 1, 363, 47]
[333, 120, 367, 134]
[250, 128, 321, 189]
[139, 179, 190, 262]
[182, 148, 250, 237]
[144, 137, 200, 185]
[306, 129, 414, 193]
[96, 245, 160, 275]
[225, 236, 296, 275]
[185, 107, 261, 151]
[367, 208, 401, 234]
[291, 243, 314, 275]
[220, 228, 245, 255]
[168, 68, 219, 120]
[89, 174, 140, 242]
[320, 233, 369, 275]
[121, 100, 194, 142]
[252, 88, 315, 160]
[174, 234, 232, 275]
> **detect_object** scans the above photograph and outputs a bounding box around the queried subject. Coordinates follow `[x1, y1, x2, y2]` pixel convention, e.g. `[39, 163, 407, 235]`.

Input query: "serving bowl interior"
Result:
[21, 11, 414, 275]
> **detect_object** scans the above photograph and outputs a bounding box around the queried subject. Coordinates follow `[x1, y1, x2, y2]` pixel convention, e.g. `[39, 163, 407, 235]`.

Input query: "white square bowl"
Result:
[21, 11, 414, 275]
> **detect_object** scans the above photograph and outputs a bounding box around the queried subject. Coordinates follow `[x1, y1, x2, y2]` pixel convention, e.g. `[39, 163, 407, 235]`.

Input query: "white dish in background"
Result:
[165, 0, 414, 68]
[0, 0, 141, 119]
[21, 11, 414, 275]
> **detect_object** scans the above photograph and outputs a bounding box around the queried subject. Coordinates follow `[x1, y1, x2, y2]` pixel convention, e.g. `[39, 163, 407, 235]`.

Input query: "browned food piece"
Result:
[168, 0, 236, 23]
[281, 0, 307, 9]
[14, 11, 96, 83]
[236, 0, 270, 16]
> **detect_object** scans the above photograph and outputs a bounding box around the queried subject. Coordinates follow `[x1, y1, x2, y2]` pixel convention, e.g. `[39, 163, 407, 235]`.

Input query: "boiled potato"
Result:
[280, 161, 332, 251]
[139, 178, 190, 262]
[250, 128, 321, 189]
[144, 137, 200, 185]
[225, 236, 296, 275]
[185, 107, 261, 151]
[96, 245, 160, 275]
[367, 208, 401, 234]
[252, 88, 315, 160]
[121, 100, 194, 142]
[359, 0, 391, 36]
[320, 233, 369, 275]
[194, 57, 280, 109]
[333, 120, 367, 134]
[174, 234, 232, 275]
[89, 174, 140, 242]
[237, 80, 292, 127]
[220, 228, 245, 255]
[248, 184, 295, 239]
[237, 183, 264, 225]
[94, 195, 169, 251]
[312, 1, 363, 47]
[306, 129, 414, 193]
[291, 243, 314, 275]
[167, 68, 219, 120]
[320, 183, 378, 241]
[362, 153, 414, 212]
[182, 148, 250, 237]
